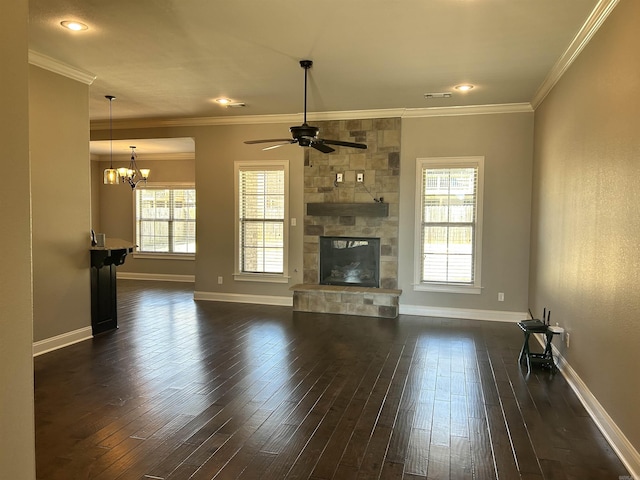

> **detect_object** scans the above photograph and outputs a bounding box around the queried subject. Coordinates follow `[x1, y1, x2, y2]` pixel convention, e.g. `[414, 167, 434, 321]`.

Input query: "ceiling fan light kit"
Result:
[244, 60, 368, 154]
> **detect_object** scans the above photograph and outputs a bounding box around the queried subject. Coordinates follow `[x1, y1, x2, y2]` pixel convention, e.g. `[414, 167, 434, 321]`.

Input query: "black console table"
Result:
[90, 239, 135, 335]
[517, 319, 564, 371]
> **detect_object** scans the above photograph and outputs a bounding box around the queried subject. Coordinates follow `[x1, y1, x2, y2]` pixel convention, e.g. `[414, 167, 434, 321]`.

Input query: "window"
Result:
[134, 185, 196, 257]
[414, 157, 484, 293]
[234, 161, 289, 282]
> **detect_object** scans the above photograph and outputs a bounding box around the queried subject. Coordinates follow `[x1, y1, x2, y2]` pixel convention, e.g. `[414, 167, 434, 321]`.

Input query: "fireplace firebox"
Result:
[319, 236, 380, 288]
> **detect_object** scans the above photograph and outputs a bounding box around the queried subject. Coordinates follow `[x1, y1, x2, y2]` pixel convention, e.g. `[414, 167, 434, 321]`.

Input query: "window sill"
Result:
[413, 283, 482, 295]
[133, 253, 195, 261]
[233, 273, 290, 284]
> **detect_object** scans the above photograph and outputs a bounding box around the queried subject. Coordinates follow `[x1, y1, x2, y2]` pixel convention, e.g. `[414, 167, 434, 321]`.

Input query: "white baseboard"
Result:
[117, 272, 195, 283]
[33, 326, 92, 357]
[533, 335, 640, 479]
[194, 290, 293, 307]
[399, 304, 527, 322]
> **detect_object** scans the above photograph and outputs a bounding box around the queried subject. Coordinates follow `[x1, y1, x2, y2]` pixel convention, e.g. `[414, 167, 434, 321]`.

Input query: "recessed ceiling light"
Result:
[454, 84, 474, 92]
[60, 20, 88, 31]
[215, 98, 232, 105]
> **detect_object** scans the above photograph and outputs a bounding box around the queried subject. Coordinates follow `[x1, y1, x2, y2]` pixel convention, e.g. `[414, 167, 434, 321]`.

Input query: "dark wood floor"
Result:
[35, 281, 629, 480]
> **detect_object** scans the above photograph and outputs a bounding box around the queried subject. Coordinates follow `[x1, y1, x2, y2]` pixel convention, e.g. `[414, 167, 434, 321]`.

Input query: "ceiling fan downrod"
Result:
[300, 60, 312, 125]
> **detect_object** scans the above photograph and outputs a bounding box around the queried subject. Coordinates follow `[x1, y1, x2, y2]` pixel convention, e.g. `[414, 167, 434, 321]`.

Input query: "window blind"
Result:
[238, 167, 285, 274]
[420, 166, 478, 284]
[136, 187, 196, 254]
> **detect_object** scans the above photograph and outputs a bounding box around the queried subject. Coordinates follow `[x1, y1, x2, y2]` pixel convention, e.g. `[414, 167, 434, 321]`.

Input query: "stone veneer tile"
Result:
[378, 306, 397, 318]
[351, 131, 367, 143]
[380, 278, 397, 290]
[323, 292, 342, 303]
[374, 118, 399, 130]
[304, 225, 324, 236]
[349, 155, 367, 170]
[325, 302, 347, 314]
[388, 151, 400, 169]
[345, 119, 362, 130]
[303, 242, 318, 253]
[367, 156, 389, 171]
[342, 293, 364, 305]
[380, 129, 401, 149]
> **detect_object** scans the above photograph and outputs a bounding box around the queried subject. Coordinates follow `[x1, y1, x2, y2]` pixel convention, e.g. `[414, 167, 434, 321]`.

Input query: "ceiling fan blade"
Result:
[244, 138, 293, 145]
[319, 138, 368, 150]
[311, 141, 335, 154]
[262, 142, 293, 151]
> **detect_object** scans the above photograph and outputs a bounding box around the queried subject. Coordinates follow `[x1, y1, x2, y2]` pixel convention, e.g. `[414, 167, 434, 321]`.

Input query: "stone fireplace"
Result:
[291, 117, 402, 318]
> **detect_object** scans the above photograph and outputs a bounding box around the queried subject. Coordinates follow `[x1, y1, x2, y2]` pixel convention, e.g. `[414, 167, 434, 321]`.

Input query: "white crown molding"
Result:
[92, 152, 194, 162]
[90, 113, 302, 130]
[531, 0, 620, 109]
[91, 104, 531, 131]
[33, 326, 92, 357]
[403, 103, 533, 118]
[28, 50, 96, 85]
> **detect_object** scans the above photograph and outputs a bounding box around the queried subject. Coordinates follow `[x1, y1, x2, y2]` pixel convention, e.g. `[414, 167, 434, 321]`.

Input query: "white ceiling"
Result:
[28, 0, 609, 128]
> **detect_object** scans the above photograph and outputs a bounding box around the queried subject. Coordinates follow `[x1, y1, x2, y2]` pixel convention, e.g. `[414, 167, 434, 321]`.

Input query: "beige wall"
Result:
[0, 0, 36, 477]
[91, 122, 305, 296]
[29, 66, 92, 342]
[399, 113, 534, 312]
[90, 156, 102, 232]
[530, 0, 640, 451]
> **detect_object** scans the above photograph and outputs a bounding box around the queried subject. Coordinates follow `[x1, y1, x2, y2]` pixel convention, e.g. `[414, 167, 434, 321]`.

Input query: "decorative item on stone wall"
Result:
[244, 60, 368, 154]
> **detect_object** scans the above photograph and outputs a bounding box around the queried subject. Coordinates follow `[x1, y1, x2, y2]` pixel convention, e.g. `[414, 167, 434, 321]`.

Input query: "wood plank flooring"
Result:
[34, 280, 630, 479]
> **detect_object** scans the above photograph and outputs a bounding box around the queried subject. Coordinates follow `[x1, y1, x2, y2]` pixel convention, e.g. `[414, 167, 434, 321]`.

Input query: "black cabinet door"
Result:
[90, 261, 118, 335]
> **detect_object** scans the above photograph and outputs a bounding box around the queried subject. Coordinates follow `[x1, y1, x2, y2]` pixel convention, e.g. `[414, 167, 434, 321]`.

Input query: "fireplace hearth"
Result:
[319, 236, 380, 288]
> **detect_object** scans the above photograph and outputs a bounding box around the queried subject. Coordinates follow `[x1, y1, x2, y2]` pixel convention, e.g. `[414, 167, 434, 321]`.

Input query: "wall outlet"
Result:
[498, 292, 504, 302]
[565, 332, 570, 348]
[336, 173, 344, 183]
[217, 276, 223, 284]
[357, 172, 364, 182]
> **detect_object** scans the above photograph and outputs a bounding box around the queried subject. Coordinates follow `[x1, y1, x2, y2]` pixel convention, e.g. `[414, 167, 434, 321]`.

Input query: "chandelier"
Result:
[102, 95, 150, 189]
[118, 146, 150, 189]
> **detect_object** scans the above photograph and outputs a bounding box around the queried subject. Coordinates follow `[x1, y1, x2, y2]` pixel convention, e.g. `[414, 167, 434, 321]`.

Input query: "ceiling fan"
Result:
[244, 60, 368, 154]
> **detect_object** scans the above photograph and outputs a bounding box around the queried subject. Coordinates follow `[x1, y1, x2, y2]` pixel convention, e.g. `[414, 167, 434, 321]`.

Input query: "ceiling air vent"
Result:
[424, 92, 452, 99]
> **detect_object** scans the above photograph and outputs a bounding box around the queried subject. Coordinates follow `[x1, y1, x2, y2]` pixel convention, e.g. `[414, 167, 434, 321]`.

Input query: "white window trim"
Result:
[234, 160, 290, 283]
[132, 253, 195, 261]
[413, 156, 484, 294]
[132, 182, 196, 259]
